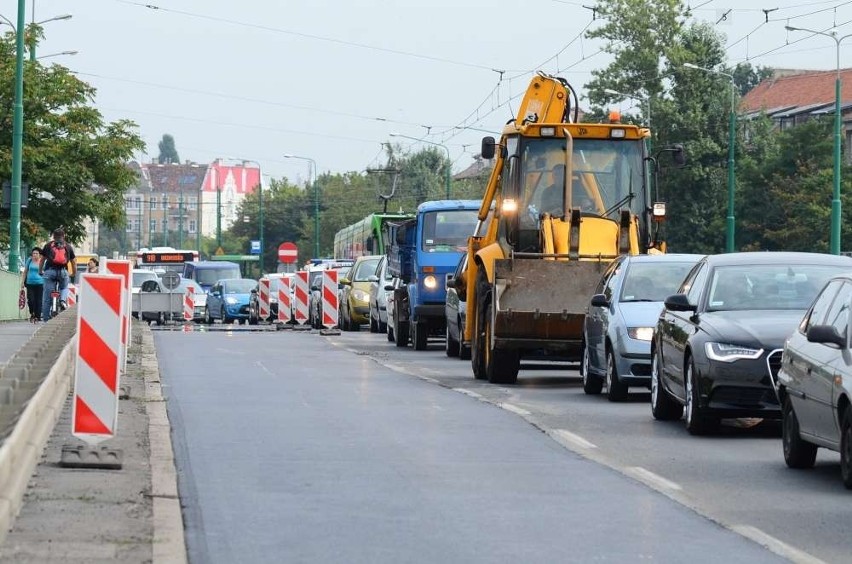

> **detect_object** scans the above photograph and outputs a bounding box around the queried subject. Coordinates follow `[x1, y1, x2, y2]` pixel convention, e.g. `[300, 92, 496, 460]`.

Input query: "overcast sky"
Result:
[4, 0, 852, 183]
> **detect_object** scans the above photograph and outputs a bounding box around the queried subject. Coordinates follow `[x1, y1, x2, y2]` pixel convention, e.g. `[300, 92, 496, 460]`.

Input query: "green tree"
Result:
[157, 134, 180, 165]
[0, 32, 144, 247]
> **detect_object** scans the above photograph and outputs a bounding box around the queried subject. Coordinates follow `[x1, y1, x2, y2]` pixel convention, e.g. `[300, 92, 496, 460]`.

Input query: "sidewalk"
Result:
[0, 321, 39, 366]
[0, 321, 185, 563]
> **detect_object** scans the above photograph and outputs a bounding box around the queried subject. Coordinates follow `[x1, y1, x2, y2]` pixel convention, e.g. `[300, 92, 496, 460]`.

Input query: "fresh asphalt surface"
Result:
[156, 325, 790, 564]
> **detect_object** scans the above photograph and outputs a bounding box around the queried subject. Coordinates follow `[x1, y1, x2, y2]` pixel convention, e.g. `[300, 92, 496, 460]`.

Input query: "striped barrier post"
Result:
[66, 284, 77, 307]
[277, 277, 292, 324]
[104, 260, 132, 373]
[322, 270, 339, 329]
[183, 285, 195, 322]
[259, 278, 271, 321]
[72, 273, 123, 445]
[293, 271, 309, 325]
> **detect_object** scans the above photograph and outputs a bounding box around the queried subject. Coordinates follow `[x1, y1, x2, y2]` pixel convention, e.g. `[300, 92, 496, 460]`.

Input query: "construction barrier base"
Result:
[319, 327, 341, 336]
[59, 445, 124, 470]
[292, 325, 312, 332]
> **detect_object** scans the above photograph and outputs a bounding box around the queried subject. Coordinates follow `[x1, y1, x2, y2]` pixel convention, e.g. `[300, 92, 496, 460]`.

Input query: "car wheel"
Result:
[606, 348, 629, 402]
[582, 341, 603, 395]
[841, 409, 852, 489]
[221, 306, 231, 325]
[650, 345, 683, 421]
[379, 318, 387, 334]
[155, 311, 165, 326]
[204, 306, 212, 325]
[369, 308, 379, 333]
[685, 358, 716, 435]
[387, 316, 395, 342]
[413, 320, 428, 351]
[484, 301, 519, 385]
[471, 272, 489, 380]
[446, 325, 460, 357]
[394, 301, 409, 347]
[782, 396, 817, 469]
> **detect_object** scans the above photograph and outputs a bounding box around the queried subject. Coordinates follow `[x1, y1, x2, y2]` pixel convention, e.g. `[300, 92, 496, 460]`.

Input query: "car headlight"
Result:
[627, 327, 654, 341]
[352, 289, 369, 302]
[705, 342, 764, 362]
[424, 275, 438, 290]
[225, 297, 239, 305]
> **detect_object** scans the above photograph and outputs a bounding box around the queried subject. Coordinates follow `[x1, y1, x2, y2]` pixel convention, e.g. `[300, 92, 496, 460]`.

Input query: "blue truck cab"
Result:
[387, 200, 481, 350]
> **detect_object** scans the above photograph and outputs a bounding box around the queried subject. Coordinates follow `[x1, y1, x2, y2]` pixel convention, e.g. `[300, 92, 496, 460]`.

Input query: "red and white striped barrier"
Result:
[259, 278, 271, 320]
[72, 273, 123, 445]
[104, 260, 132, 373]
[183, 285, 195, 321]
[66, 284, 77, 307]
[293, 271, 310, 325]
[277, 277, 292, 324]
[322, 270, 339, 329]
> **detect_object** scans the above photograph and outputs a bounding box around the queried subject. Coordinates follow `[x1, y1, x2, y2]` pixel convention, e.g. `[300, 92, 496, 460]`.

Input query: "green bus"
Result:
[333, 213, 414, 259]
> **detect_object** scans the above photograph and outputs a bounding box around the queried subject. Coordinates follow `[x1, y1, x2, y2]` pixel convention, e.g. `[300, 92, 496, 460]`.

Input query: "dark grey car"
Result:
[777, 273, 852, 488]
[445, 253, 470, 360]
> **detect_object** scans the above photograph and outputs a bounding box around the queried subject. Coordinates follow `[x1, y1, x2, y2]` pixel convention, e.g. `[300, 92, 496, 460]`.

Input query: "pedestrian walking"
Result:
[20, 247, 44, 322]
[87, 257, 99, 273]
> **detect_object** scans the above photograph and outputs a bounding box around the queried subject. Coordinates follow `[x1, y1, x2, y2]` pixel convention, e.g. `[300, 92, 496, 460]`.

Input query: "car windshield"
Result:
[421, 210, 479, 252]
[352, 258, 380, 282]
[196, 268, 240, 286]
[132, 272, 157, 287]
[223, 280, 258, 294]
[706, 264, 841, 311]
[620, 261, 698, 302]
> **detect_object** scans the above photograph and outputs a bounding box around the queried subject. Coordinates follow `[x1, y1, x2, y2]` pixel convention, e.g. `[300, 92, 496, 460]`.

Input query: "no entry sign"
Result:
[278, 242, 298, 264]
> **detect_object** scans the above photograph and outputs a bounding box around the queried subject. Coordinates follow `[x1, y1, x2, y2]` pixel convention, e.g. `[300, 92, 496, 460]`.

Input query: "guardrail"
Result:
[0, 310, 77, 542]
[0, 269, 27, 321]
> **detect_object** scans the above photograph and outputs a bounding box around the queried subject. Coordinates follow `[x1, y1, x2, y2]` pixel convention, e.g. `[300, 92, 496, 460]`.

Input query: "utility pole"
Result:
[216, 185, 222, 249]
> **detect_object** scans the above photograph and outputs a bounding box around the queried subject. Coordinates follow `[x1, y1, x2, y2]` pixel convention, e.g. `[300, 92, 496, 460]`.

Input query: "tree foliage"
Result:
[157, 134, 180, 165]
[0, 30, 145, 247]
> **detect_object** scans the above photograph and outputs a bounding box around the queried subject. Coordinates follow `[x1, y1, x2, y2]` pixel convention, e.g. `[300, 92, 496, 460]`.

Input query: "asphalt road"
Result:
[156, 327, 787, 564]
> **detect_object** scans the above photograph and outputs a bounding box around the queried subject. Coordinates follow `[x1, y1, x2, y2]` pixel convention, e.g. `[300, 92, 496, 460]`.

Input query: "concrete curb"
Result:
[0, 334, 74, 545]
[140, 326, 187, 564]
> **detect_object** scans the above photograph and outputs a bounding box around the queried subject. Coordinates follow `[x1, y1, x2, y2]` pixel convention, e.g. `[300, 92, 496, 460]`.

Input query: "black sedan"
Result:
[650, 252, 852, 435]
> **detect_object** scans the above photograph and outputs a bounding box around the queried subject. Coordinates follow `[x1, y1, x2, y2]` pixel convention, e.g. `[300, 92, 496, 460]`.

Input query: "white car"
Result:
[132, 269, 159, 294]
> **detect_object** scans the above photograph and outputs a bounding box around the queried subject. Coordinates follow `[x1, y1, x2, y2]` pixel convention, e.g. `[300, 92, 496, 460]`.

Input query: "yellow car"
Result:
[339, 255, 382, 331]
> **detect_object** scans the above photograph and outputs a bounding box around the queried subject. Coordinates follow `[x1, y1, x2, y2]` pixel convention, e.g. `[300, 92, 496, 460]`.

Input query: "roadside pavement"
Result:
[0, 320, 185, 563]
[0, 321, 39, 365]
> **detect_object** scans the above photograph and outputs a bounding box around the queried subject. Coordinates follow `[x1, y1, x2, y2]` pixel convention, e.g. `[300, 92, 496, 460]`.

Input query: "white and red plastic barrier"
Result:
[293, 271, 309, 325]
[66, 284, 77, 307]
[72, 273, 123, 445]
[104, 260, 131, 373]
[183, 285, 195, 321]
[277, 277, 292, 324]
[259, 278, 271, 320]
[322, 270, 339, 329]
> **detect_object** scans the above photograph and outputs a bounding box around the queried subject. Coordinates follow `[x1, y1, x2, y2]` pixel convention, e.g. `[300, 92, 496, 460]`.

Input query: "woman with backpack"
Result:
[39, 228, 76, 321]
[19, 247, 44, 322]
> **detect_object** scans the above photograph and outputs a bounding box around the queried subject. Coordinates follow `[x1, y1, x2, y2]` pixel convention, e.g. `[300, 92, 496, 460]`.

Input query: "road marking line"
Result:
[732, 525, 826, 564]
[498, 403, 531, 417]
[551, 428, 598, 450]
[452, 388, 483, 400]
[624, 466, 682, 493]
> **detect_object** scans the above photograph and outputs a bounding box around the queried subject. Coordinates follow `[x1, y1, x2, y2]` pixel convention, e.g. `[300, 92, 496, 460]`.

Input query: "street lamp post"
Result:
[786, 26, 852, 255]
[284, 154, 319, 257]
[8, 0, 26, 273]
[28, 10, 73, 61]
[684, 62, 737, 253]
[389, 133, 452, 199]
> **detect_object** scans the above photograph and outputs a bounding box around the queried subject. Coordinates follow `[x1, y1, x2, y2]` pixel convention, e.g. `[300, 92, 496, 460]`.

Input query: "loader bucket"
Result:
[492, 258, 609, 355]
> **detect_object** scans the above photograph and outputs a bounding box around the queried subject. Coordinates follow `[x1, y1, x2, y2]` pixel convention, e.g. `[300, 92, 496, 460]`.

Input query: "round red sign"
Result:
[278, 242, 298, 264]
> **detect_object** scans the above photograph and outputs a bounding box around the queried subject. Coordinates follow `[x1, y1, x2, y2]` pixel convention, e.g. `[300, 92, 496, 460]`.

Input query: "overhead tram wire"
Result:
[109, 0, 518, 74]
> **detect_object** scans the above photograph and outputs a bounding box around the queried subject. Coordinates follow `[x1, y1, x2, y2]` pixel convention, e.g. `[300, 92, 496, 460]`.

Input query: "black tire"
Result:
[782, 396, 817, 469]
[369, 308, 379, 333]
[460, 342, 471, 361]
[394, 299, 409, 347]
[204, 306, 212, 325]
[685, 358, 717, 435]
[155, 312, 165, 326]
[841, 409, 852, 489]
[650, 345, 682, 421]
[412, 320, 428, 351]
[387, 315, 395, 342]
[582, 341, 603, 395]
[471, 271, 489, 380]
[248, 309, 259, 326]
[606, 348, 629, 402]
[379, 318, 387, 334]
[221, 306, 232, 325]
[446, 325, 460, 357]
[484, 302, 519, 385]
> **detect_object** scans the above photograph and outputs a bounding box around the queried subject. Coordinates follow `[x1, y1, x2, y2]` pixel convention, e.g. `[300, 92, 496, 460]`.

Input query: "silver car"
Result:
[368, 256, 395, 334]
[777, 273, 852, 488]
[583, 253, 703, 401]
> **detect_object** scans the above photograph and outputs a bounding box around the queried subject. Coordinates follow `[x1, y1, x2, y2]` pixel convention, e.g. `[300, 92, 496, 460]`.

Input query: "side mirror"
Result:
[446, 276, 455, 289]
[311, 285, 320, 292]
[807, 324, 847, 348]
[340, 278, 351, 286]
[384, 284, 395, 291]
[251, 288, 258, 294]
[590, 293, 609, 308]
[481, 136, 496, 160]
[664, 293, 696, 312]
